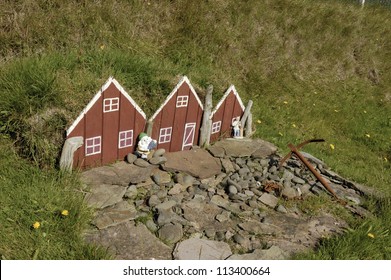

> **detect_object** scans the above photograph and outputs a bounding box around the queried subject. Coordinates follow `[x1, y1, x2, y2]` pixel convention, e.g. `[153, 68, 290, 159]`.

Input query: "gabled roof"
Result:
[149, 76, 204, 122]
[66, 77, 147, 136]
[210, 85, 245, 119]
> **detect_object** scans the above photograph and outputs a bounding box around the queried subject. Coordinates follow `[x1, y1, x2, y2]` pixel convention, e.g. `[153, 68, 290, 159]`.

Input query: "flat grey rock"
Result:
[258, 193, 279, 208]
[92, 201, 138, 229]
[84, 221, 172, 260]
[149, 156, 167, 165]
[84, 184, 126, 209]
[151, 169, 172, 185]
[212, 138, 277, 158]
[158, 223, 183, 244]
[163, 149, 222, 179]
[173, 238, 232, 260]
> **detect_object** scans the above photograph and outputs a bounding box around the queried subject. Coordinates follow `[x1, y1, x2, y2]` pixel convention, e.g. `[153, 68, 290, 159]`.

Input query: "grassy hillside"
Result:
[1, 0, 390, 259]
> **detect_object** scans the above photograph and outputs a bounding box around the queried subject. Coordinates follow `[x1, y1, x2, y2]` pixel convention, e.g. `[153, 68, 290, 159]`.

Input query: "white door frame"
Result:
[182, 123, 196, 150]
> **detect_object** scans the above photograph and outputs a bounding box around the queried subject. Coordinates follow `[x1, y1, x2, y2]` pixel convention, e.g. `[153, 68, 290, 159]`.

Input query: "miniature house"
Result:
[65, 77, 147, 169]
[148, 76, 204, 152]
[61, 75, 250, 170]
[209, 85, 245, 143]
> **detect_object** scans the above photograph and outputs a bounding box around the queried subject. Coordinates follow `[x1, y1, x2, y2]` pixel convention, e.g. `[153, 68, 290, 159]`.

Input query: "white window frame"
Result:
[176, 95, 189, 108]
[118, 130, 133, 149]
[103, 98, 119, 112]
[159, 127, 172, 144]
[85, 136, 101, 156]
[211, 121, 222, 134]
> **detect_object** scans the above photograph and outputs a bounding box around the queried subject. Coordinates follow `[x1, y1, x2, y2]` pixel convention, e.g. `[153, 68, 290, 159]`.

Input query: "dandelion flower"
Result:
[367, 233, 375, 238]
[32, 222, 40, 229]
[257, 119, 262, 124]
[61, 210, 69, 216]
[330, 144, 335, 150]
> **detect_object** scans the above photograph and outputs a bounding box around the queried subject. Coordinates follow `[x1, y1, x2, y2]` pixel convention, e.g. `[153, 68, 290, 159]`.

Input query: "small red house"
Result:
[209, 85, 245, 143]
[66, 77, 147, 169]
[149, 76, 204, 152]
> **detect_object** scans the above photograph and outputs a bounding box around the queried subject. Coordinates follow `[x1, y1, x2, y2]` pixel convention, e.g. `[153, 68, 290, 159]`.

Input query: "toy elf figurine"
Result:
[136, 132, 157, 159]
[231, 117, 242, 139]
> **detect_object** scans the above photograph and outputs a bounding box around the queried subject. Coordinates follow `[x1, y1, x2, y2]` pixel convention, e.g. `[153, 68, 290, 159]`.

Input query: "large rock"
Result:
[84, 221, 172, 260]
[92, 201, 138, 229]
[173, 238, 232, 260]
[163, 149, 222, 179]
[84, 184, 127, 209]
[81, 161, 155, 186]
[211, 138, 277, 158]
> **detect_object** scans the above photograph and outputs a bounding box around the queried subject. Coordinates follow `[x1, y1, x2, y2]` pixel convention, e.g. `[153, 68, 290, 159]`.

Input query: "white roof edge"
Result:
[149, 75, 204, 121]
[210, 84, 245, 119]
[110, 78, 147, 120]
[66, 77, 146, 136]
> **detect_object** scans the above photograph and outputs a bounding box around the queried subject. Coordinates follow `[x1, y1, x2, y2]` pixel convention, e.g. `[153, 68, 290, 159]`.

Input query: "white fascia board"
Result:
[210, 85, 245, 119]
[66, 77, 146, 136]
[149, 76, 204, 122]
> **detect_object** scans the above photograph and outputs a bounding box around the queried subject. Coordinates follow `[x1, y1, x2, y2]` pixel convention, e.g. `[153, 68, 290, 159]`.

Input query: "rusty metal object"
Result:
[263, 181, 281, 194]
[280, 139, 346, 205]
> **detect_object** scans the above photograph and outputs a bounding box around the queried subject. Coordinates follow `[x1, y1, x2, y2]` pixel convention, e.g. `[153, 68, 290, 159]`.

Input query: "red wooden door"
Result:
[182, 123, 196, 150]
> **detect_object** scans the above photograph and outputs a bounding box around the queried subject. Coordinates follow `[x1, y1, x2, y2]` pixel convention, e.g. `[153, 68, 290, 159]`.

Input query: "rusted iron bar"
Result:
[280, 139, 345, 204]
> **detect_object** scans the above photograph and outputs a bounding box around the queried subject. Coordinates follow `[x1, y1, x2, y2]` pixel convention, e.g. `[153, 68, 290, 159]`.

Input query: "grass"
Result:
[0, 0, 390, 259]
[0, 136, 110, 259]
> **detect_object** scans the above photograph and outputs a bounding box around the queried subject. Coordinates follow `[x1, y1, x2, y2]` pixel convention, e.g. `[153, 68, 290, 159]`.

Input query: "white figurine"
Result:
[136, 133, 157, 159]
[232, 117, 242, 139]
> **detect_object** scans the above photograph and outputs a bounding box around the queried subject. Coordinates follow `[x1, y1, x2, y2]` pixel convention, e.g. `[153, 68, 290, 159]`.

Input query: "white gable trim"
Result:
[66, 77, 147, 136]
[210, 85, 245, 119]
[149, 76, 204, 122]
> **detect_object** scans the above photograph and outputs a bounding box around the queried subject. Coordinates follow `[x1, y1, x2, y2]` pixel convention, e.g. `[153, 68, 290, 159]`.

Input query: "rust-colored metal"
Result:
[280, 139, 346, 205]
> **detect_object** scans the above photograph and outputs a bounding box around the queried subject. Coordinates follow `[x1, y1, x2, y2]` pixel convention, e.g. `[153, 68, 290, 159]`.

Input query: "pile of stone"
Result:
[82, 138, 374, 260]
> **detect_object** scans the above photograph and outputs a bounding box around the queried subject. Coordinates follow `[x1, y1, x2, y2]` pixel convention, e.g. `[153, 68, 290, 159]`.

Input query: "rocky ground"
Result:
[82, 138, 376, 260]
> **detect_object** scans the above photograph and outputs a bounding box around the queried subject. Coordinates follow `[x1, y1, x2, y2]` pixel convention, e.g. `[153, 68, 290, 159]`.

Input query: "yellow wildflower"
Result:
[330, 144, 335, 150]
[365, 134, 371, 138]
[367, 233, 375, 238]
[32, 222, 40, 229]
[292, 123, 297, 128]
[257, 119, 262, 124]
[283, 101, 288, 104]
[61, 210, 69, 216]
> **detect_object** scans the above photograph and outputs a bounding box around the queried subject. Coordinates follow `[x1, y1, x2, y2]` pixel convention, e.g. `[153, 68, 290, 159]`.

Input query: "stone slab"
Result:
[84, 184, 127, 209]
[84, 221, 172, 260]
[173, 238, 232, 260]
[92, 201, 138, 229]
[212, 138, 277, 158]
[163, 149, 222, 179]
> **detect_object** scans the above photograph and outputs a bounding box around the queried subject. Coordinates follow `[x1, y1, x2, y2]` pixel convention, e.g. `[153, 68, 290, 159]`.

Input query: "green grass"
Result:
[0, 0, 391, 259]
[0, 137, 110, 259]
